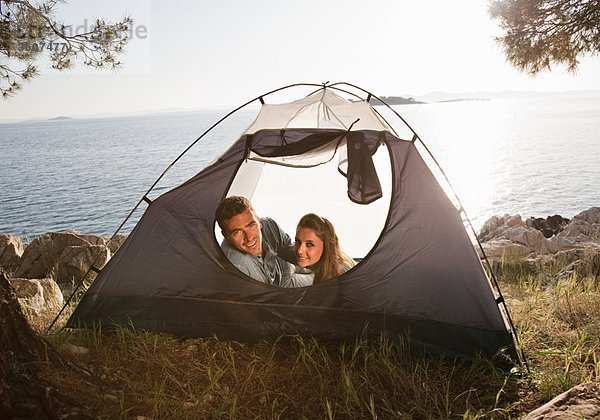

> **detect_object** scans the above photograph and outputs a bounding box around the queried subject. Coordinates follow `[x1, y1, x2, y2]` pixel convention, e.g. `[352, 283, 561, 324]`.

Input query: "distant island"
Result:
[49, 116, 73, 121]
[370, 96, 426, 106]
[350, 96, 426, 106]
[438, 98, 490, 103]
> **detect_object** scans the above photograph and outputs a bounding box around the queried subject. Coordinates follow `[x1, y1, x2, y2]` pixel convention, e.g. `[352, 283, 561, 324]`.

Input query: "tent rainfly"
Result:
[64, 82, 523, 363]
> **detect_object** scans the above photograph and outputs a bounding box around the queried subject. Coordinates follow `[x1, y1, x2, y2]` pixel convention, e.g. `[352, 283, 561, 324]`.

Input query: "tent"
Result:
[65, 82, 522, 361]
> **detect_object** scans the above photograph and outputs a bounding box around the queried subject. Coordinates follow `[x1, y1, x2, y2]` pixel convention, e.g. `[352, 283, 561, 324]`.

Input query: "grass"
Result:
[45, 329, 519, 418]
[33, 251, 600, 418]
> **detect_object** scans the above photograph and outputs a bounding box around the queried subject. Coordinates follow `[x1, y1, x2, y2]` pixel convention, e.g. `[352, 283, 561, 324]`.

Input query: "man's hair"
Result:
[215, 196, 254, 231]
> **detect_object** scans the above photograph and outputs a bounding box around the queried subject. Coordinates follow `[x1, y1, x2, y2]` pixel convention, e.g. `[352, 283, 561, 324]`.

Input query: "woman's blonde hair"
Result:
[296, 213, 354, 283]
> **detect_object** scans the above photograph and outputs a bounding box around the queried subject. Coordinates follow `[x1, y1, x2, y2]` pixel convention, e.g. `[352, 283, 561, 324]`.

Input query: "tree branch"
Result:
[0, 0, 132, 98]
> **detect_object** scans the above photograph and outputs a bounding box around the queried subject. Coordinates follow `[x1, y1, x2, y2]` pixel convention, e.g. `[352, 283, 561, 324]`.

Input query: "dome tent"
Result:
[64, 82, 522, 362]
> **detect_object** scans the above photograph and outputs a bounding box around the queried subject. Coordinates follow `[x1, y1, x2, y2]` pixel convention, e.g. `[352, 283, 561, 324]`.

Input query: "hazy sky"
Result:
[2, 0, 599, 120]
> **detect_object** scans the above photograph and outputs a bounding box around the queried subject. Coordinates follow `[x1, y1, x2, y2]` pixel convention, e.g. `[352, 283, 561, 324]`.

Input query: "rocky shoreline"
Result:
[0, 231, 126, 325]
[477, 207, 600, 281]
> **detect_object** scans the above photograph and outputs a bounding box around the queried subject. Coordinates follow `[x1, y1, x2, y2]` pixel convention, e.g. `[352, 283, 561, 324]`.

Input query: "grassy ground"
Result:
[36, 252, 599, 419]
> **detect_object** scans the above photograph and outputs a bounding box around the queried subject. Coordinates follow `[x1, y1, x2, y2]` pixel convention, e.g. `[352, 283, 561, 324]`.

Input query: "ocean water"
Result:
[1, 93, 599, 241]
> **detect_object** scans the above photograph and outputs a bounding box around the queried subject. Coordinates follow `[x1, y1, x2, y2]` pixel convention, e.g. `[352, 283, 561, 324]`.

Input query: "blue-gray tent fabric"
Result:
[68, 129, 514, 358]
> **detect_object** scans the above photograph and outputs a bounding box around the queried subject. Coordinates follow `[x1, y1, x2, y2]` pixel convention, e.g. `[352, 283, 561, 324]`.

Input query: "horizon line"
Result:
[2, 88, 599, 124]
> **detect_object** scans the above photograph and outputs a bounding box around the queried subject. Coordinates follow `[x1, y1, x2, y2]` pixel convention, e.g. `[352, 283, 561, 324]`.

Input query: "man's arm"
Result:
[277, 259, 314, 288]
[261, 217, 296, 263]
[280, 272, 314, 288]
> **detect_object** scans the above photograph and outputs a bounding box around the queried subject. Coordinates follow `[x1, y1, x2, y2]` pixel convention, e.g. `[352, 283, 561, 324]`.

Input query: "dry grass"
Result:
[45, 329, 519, 419]
[34, 252, 600, 418]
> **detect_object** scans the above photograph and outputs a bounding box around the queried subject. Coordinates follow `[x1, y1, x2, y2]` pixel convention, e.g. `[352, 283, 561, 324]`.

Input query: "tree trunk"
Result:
[0, 271, 90, 419]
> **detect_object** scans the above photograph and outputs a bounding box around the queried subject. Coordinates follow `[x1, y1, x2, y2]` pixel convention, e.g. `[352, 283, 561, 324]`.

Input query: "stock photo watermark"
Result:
[15, 19, 149, 53]
[3, 0, 153, 74]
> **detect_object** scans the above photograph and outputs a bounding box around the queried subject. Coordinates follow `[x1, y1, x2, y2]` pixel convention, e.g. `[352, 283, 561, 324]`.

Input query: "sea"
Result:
[1, 92, 599, 242]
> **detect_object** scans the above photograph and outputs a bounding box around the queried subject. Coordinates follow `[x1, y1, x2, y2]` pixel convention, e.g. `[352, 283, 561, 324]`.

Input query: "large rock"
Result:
[526, 215, 570, 238]
[479, 214, 526, 242]
[105, 234, 127, 254]
[15, 231, 113, 284]
[76, 233, 127, 254]
[56, 244, 110, 285]
[15, 232, 89, 279]
[550, 207, 600, 250]
[478, 215, 555, 256]
[504, 226, 556, 254]
[524, 382, 600, 419]
[555, 248, 600, 280]
[0, 234, 24, 273]
[8, 277, 63, 319]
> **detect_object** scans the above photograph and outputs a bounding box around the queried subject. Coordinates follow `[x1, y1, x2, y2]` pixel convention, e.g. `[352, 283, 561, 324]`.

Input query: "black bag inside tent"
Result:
[66, 83, 521, 361]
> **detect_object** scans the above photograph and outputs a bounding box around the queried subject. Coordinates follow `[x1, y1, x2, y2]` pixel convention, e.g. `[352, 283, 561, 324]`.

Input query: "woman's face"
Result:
[295, 227, 324, 268]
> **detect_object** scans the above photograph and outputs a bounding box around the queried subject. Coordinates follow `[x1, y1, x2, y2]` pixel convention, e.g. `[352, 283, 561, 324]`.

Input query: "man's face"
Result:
[222, 209, 263, 256]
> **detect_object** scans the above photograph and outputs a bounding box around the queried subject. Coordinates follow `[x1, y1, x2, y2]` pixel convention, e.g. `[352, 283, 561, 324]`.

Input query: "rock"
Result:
[61, 343, 90, 356]
[15, 232, 90, 279]
[56, 244, 110, 285]
[77, 233, 127, 254]
[555, 248, 600, 280]
[504, 226, 556, 254]
[478, 226, 553, 257]
[522, 255, 545, 275]
[106, 234, 127, 255]
[0, 234, 24, 273]
[550, 235, 578, 251]
[547, 249, 587, 269]
[524, 382, 600, 419]
[479, 214, 526, 242]
[15, 232, 112, 284]
[552, 207, 600, 249]
[573, 206, 600, 225]
[8, 277, 63, 318]
[526, 215, 570, 238]
[478, 239, 530, 258]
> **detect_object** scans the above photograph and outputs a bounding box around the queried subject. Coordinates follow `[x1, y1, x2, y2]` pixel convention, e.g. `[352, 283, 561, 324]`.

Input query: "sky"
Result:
[1, 0, 600, 121]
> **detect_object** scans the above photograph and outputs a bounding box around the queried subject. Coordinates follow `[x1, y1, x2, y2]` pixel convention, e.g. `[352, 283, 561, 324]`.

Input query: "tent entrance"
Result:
[222, 137, 393, 258]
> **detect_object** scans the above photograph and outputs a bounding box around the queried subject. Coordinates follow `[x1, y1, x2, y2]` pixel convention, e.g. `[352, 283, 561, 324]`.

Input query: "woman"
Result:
[295, 213, 355, 283]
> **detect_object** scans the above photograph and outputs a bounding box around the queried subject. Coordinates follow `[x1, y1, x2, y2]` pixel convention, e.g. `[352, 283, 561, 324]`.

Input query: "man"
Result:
[215, 196, 313, 288]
